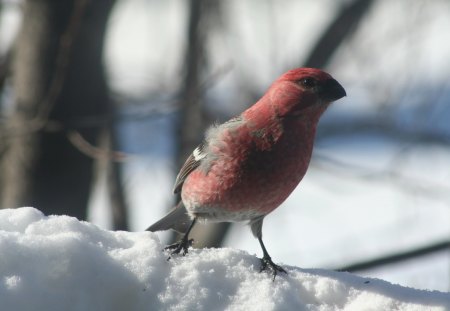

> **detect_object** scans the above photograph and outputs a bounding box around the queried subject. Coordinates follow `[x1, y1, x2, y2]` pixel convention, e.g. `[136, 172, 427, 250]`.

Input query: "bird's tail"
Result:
[146, 201, 192, 234]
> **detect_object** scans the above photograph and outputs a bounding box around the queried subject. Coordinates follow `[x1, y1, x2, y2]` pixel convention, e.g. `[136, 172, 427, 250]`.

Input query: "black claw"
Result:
[260, 256, 287, 281]
[160, 218, 197, 260]
[164, 238, 194, 260]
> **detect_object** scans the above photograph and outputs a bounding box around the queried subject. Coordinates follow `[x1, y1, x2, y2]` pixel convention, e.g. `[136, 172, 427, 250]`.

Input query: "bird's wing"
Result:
[173, 142, 207, 194]
[172, 116, 243, 194]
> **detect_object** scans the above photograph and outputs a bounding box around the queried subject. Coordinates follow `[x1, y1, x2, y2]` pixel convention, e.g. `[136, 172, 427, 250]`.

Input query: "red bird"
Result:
[148, 68, 346, 278]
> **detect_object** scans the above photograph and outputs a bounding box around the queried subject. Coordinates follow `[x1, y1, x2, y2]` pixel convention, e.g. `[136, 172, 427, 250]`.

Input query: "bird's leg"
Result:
[258, 236, 287, 280]
[164, 218, 197, 258]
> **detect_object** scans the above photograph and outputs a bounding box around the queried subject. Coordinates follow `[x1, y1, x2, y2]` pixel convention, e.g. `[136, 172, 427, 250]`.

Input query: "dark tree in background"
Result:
[173, 0, 231, 248]
[0, 0, 116, 221]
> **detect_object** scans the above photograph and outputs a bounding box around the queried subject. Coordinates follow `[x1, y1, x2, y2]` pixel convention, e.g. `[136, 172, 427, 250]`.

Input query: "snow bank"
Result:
[0, 208, 448, 311]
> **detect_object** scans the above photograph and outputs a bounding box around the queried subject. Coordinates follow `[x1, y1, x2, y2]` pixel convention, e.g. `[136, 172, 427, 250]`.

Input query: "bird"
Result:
[147, 67, 346, 279]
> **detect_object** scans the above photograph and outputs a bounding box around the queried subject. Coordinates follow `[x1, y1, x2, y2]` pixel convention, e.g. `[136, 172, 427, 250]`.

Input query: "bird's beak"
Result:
[320, 78, 346, 102]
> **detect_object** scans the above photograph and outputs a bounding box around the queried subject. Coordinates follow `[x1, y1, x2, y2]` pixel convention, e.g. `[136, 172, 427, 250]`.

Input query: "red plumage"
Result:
[148, 68, 346, 279]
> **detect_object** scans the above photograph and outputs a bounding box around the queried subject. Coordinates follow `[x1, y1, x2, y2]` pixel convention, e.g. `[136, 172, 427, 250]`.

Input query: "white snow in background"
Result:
[0, 1, 21, 56]
[104, 0, 186, 97]
[0, 207, 449, 311]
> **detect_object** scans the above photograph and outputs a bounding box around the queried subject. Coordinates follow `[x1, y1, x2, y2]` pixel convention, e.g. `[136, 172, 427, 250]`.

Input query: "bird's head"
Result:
[267, 67, 346, 118]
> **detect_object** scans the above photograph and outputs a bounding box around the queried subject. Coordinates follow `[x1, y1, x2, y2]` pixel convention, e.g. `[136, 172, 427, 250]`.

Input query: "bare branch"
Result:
[67, 130, 130, 162]
[335, 239, 450, 272]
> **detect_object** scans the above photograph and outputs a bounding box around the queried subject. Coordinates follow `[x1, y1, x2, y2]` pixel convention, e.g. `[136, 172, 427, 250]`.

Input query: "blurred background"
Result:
[1, 0, 449, 291]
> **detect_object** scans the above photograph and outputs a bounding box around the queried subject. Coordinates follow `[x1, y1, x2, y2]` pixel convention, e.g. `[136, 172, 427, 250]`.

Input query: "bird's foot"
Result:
[260, 255, 287, 281]
[164, 238, 194, 259]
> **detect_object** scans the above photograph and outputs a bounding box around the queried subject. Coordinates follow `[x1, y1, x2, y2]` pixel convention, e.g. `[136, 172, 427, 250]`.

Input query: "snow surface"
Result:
[0, 207, 449, 311]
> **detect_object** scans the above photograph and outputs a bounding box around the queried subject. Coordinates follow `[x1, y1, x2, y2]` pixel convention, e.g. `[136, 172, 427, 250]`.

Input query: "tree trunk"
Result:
[171, 0, 230, 248]
[304, 0, 374, 68]
[0, 0, 115, 220]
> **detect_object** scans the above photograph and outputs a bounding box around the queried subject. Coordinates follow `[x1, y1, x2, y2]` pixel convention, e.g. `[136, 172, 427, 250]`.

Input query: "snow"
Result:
[0, 207, 449, 311]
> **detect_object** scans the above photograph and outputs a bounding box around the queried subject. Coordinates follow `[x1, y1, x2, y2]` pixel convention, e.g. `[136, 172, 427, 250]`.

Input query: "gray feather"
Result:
[173, 143, 205, 194]
[146, 201, 192, 234]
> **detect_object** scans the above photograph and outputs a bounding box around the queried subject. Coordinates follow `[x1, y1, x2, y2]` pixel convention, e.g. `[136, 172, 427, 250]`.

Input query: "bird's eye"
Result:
[298, 77, 316, 88]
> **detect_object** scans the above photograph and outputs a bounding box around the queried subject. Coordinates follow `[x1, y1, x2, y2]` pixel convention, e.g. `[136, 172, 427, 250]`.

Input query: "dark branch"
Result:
[336, 240, 450, 272]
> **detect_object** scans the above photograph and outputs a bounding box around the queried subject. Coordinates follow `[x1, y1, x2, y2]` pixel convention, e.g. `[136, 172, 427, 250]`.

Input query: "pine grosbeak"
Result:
[148, 68, 346, 278]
